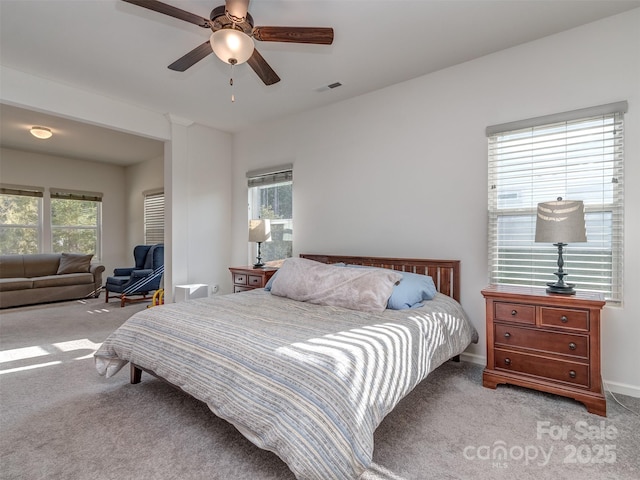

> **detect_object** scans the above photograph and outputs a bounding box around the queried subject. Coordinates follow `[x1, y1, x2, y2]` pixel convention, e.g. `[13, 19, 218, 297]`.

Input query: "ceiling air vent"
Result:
[316, 82, 343, 93]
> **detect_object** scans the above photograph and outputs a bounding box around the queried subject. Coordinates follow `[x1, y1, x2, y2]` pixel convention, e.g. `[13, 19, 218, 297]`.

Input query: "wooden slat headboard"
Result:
[300, 254, 461, 303]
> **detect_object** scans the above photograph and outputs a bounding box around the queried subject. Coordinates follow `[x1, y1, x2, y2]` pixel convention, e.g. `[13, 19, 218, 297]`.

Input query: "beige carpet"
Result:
[1, 297, 639, 480]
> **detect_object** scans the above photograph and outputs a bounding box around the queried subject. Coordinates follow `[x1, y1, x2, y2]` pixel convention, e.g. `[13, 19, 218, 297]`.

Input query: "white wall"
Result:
[0, 147, 127, 275]
[164, 120, 233, 299]
[232, 10, 640, 395]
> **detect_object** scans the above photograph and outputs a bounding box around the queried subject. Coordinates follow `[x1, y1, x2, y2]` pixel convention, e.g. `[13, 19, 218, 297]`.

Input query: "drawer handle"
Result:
[568, 342, 577, 350]
[504, 358, 511, 366]
[511, 310, 517, 316]
[561, 315, 569, 323]
[504, 332, 511, 338]
[569, 370, 577, 379]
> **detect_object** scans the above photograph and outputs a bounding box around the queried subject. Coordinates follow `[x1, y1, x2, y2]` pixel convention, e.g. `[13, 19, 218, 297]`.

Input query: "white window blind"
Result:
[487, 103, 625, 303]
[144, 191, 164, 244]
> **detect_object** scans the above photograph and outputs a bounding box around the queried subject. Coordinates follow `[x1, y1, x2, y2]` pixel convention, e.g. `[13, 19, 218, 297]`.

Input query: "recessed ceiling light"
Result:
[30, 126, 52, 139]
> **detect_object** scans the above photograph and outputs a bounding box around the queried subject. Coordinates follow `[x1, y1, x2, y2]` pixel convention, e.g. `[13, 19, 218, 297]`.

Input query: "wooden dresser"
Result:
[229, 266, 278, 293]
[481, 285, 606, 416]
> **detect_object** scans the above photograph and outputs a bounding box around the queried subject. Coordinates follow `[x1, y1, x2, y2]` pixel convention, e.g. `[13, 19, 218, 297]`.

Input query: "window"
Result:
[0, 186, 43, 254]
[144, 190, 164, 244]
[247, 165, 293, 263]
[50, 189, 102, 258]
[487, 102, 625, 303]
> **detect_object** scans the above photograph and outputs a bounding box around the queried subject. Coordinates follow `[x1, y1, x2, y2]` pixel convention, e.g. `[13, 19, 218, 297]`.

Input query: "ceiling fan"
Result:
[122, 0, 334, 85]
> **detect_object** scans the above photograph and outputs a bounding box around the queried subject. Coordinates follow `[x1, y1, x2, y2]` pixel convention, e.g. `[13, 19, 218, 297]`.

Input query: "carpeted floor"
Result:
[1, 297, 639, 480]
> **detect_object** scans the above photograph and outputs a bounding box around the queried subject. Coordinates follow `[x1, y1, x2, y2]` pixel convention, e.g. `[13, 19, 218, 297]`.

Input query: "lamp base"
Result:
[253, 241, 264, 268]
[546, 281, 576, 295]
[545, 242, 577, 294]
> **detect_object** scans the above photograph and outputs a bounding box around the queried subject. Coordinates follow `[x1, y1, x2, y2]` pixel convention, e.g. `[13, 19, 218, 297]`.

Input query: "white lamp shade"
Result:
[535, 199, 587, 244]
[210, 29, 255, 65]
[249, 219, 271, 243]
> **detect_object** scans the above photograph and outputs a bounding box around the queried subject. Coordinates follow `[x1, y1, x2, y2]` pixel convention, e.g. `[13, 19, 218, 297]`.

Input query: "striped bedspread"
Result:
[95, 289, 478, 480]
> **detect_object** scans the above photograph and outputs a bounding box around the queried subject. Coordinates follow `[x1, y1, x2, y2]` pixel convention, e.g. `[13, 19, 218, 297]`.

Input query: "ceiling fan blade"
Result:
[225, 0, 250, 22]
[168, 41, 213, 71]
[247, 49, 281, 85]
[252, 27, 334, 45]
[122, 0, 211, 28]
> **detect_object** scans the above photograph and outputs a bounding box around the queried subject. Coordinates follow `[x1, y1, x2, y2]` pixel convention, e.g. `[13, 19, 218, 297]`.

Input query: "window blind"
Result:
[0, 185, 44, 198]
[144, 191, 164, 244]
[247, 164, 293, 187]
[50, 188, 103, 202]
[487, 105, 625, 303]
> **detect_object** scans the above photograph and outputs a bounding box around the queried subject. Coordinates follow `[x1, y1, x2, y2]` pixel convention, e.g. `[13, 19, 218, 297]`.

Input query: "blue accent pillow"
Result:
[387, 270, 437, 309]
[345, 264, 437, 310]
[264, 271, 278, 291]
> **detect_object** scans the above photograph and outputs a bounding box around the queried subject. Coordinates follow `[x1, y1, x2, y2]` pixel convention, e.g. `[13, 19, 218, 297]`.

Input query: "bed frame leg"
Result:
[451, 355, 460, 362]
[130, 364, 142, 384]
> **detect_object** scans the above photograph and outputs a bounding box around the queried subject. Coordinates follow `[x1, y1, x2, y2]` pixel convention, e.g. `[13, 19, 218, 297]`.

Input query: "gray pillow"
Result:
[270, 258, 402, 313]
[57, 253, 93, 274]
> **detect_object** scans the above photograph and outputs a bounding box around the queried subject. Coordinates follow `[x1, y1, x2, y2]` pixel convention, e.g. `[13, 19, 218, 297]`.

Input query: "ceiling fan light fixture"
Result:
[210, 29, 254, 65]
[30, 126, 53, 139]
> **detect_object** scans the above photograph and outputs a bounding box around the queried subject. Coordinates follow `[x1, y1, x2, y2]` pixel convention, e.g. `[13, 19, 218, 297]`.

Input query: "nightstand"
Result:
[481, 285, 606, 416]
[229, 266, 278, 293]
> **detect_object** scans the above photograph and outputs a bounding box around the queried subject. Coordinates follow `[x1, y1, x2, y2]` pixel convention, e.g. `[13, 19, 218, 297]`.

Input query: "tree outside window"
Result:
[0, 193, 41, 254]
[51, 198, 100, 255]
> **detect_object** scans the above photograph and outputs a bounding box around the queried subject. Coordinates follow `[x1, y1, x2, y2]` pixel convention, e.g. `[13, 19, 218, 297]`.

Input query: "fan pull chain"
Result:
[229, 60, 236, 103]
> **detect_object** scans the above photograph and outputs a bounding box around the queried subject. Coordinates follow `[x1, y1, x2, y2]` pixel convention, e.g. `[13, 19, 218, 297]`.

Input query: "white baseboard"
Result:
[460, 352, 485, 365]
[602, 380, 640, 398]
[459, 352, 640, 399]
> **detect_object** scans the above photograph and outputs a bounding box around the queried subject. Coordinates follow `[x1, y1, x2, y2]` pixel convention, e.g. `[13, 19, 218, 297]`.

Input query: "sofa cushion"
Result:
[23, 254, 61, 277]
[0, 255, 26, 279]
[32, 273, 95, 289]
[57, 253, 93, 274]
[0, 278, 33, 292]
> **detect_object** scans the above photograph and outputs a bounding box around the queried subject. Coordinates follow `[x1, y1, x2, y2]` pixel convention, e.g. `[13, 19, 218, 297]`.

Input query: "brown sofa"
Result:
[0, 253, 105, 308]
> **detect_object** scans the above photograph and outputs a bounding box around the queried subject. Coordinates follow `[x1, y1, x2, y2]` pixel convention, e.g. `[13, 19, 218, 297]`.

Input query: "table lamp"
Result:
[249, 219, 271, 268]
[535, 198, 586, 294]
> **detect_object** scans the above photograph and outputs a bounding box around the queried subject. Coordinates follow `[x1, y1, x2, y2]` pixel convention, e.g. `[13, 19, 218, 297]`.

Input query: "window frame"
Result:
[50, 188, 103, 260]
[247, 165, 293, 265]
[0, 185, 103, 258]
[486, 102, 626, 304]
[0, 185, 44, 254]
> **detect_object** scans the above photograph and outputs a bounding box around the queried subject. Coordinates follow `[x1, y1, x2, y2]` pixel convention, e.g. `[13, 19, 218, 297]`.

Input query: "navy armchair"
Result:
[105, 244, 164, 307]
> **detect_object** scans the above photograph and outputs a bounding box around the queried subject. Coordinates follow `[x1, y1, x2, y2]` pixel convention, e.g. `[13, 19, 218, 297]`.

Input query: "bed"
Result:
[95, 254, 478, 480]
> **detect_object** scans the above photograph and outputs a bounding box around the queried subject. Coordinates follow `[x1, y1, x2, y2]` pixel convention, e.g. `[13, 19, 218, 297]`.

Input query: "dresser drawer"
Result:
[494, 302, 535, 325]
[494, 324, 588, 359]
[494, 349, 589, 388]
[233, 273, 248, 285]
[234, 285, 254, 293]
[540, 307, 589, 331]
[230, 267, 278, 293]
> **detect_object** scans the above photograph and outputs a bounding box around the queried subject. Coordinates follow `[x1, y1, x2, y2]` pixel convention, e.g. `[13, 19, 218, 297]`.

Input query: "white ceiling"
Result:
[1, 0, 639, 165]
[0, 104, 165, 165]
